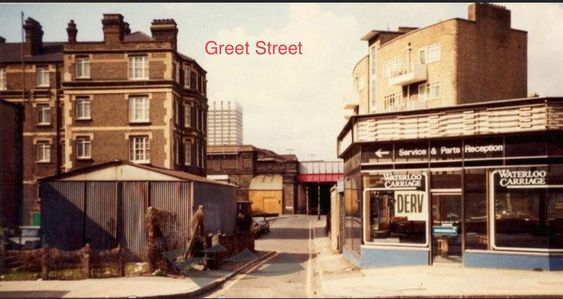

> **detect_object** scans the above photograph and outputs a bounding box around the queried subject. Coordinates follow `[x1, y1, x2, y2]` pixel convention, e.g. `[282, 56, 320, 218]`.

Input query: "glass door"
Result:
[431, 193, 462, 263]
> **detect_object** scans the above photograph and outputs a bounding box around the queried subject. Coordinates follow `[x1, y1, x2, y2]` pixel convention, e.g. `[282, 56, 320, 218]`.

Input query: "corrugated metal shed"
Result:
[40, 160, 237, 261]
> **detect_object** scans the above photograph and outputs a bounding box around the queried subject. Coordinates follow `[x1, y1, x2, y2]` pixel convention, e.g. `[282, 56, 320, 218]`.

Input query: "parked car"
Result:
[7, 226, 41, 249]
[252, 217, 270, 237]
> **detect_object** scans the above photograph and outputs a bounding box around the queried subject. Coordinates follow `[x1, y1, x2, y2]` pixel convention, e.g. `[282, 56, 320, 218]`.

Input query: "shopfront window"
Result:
[464, 169, 488, 250]
[344, 173, 362, 254]
[492, 167, 563, 250]
[364, 172, 428, 245]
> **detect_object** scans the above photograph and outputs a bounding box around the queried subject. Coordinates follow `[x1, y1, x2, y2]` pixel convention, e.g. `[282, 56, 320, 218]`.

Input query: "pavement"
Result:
[311, 218, 563, 298]
[0, 250, 275, 298]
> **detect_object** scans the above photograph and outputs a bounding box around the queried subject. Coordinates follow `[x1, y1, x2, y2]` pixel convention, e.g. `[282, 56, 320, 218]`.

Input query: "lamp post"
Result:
[317, 185, 321, 221]
[305, 186, 309, 215]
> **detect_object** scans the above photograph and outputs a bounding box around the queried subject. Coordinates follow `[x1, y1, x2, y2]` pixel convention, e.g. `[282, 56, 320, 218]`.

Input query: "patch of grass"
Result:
[0, 270, 40, 281]
[48, 268, 84, 280]
[125, 262, 149, 276]
[0, 262, 151, 281]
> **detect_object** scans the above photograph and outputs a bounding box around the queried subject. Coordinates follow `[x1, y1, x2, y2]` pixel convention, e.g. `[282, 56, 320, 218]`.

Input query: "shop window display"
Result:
[492, 167, 563, 250]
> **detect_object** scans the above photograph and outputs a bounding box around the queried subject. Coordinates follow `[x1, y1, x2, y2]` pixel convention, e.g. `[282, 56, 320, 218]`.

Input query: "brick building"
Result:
[207, 145, 298, 214]
[0, 17, 64, 225]
[0, 14, 208, 225]
[345, 3, 527, 115]
[0, 99, 23, 228]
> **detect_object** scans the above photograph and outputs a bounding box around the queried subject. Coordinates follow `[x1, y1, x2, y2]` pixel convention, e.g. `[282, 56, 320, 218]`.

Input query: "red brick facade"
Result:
[0, 15, 208, 225]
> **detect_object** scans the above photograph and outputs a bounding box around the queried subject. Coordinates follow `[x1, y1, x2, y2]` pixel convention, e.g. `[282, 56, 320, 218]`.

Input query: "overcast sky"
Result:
[1, 3, 563, 161]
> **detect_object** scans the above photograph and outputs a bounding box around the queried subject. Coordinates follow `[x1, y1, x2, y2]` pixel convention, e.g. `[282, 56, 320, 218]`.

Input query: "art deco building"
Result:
[345, 2, 527, 115]
[0, 15, 208, 225]
[337, 3, 563, 271]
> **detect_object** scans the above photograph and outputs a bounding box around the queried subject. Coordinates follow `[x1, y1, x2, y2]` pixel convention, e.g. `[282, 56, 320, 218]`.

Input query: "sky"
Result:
[1, 3, 563, 161]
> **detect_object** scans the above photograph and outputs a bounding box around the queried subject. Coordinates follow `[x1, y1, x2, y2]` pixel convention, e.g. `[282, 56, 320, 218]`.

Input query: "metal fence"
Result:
[41, 180, 236, 261]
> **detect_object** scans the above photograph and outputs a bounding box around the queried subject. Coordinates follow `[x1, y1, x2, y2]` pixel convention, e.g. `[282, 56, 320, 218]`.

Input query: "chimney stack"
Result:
[23, 17, 43, 56]
[150, 19, 178, 50]
[468, 3, 511, 29]
[0, 36, 5, 44]
[123, 22, 131, 35]
[67, 20, 77, 42]
[102, 14, 125, 44]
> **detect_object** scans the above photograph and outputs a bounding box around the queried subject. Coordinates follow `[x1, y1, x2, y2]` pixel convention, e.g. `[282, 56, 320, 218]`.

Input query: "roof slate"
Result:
[0, 42, 64, 63]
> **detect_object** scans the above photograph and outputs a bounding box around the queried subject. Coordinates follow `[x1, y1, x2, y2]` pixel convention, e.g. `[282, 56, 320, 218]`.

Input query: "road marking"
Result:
[207, 252, 280, 297]
[306, 219, 314, 298]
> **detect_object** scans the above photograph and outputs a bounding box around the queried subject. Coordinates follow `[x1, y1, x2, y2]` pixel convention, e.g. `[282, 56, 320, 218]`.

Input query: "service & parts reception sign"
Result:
[394, 191, 427, 221]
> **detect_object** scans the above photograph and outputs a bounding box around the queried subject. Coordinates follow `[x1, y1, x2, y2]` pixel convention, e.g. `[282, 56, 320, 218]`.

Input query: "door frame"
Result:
[430, 189, 463, 264]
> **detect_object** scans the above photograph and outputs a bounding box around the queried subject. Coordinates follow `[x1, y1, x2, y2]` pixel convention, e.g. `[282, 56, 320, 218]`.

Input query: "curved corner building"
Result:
[338, 3, 563, 271]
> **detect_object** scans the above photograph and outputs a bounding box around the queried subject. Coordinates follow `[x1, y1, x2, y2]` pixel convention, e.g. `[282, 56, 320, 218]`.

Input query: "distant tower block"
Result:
[208, 100, 243, 145]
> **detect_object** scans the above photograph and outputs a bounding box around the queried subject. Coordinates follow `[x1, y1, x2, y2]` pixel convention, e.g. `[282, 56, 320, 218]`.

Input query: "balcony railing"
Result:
[389, 64, 427, 86]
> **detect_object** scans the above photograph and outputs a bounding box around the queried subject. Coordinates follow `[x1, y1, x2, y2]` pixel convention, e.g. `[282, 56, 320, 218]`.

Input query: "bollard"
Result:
[0, 227, 4, 272]
[117, 244, 125, 277]
[81, 243, 91, 279]
[41, 246, 50, 280]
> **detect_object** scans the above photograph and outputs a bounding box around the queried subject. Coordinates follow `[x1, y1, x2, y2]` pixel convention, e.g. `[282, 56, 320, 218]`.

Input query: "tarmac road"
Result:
[204, 215, 320, 298]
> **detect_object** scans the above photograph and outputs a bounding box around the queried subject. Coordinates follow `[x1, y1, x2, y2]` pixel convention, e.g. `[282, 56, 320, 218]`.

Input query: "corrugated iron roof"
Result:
[39, 160, 235, 187]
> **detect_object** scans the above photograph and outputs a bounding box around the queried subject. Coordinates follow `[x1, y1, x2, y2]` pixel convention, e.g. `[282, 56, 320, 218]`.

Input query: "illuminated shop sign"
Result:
[496, 169, 547, 188]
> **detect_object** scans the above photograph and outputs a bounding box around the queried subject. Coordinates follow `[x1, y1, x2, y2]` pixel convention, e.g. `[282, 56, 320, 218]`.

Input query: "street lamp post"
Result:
[305, 186, 309, 215]
[317, 185, 321, 220]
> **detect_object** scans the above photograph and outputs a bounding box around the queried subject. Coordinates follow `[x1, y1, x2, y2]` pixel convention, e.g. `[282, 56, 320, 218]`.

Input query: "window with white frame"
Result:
[129, 136, 150, 163]
[184, 103, 192, 128]
[175, 137, 181, 165]
[383, 57, 401, 79]
[183, 65, 191, 88]
[0, 67, 6, 90]
[195, 142, 200, 167]
[195, 105, 200, 130]
[175, 62, 180, 83]
[128, 55, 148, 80]
[200, 144, 205, 168]
[36, 104, 51, 125]
[370, 46, 377, 113]
[128, 96, 150, 123]
[75, 57, 90, 78]
[36, 141, 50, 162]
[419, 43, 441, 65]
[184, 140, 192, 166]
[418, 81, 440, 101]
[36, 67, 49, 87]
[75, 137, 91, 159]
[384, 92, 403, 111]
[174, 98, 180, 125]
[75, 97, 91, 120]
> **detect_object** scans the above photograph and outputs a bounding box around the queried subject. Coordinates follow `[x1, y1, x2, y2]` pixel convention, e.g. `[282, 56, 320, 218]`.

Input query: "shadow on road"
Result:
[245, 252, 307, 278]
[0, 291, 69, 298]
[258, 227, 310, 240]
